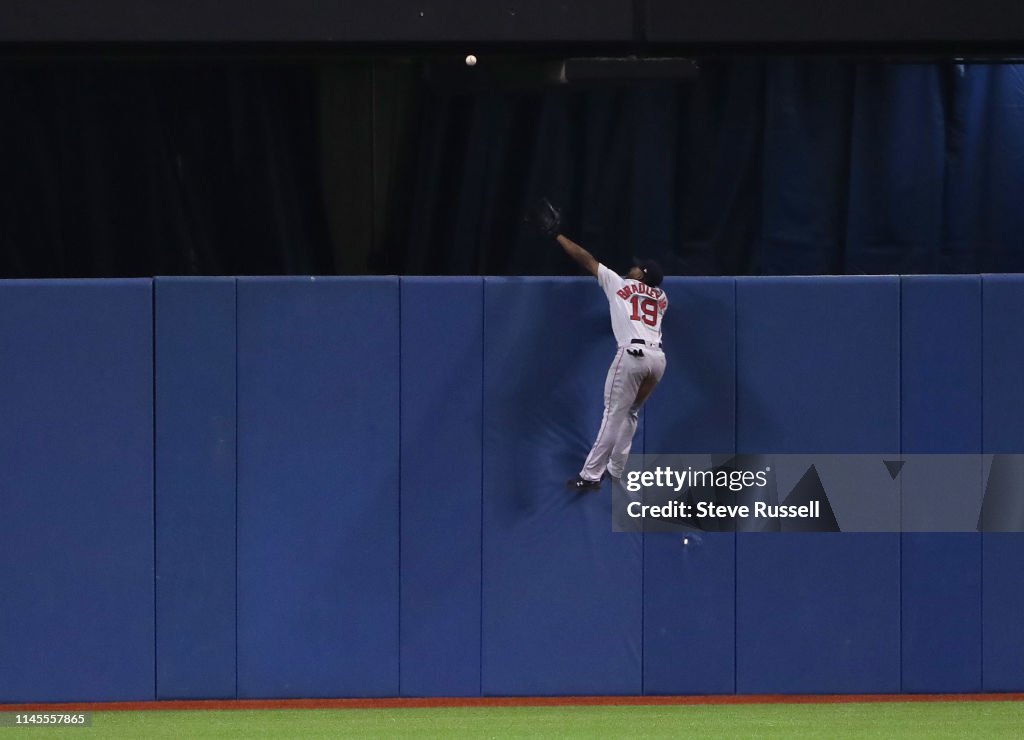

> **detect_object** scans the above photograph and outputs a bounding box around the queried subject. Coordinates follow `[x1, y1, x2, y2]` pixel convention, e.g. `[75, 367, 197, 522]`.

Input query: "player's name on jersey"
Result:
[624, 500, 822, 520]
[615, 282, 666, 304]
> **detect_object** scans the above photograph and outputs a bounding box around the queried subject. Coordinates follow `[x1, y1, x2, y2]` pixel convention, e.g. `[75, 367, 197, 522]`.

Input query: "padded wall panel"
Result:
[642, 277, 736, 694]
[481, 277, 642, 695]
[236, 277, 400, 698]
[983, 275, 1024, 453]
[901, 534, 981, 692]
[901, 276, 981, 453]
[735, 277, 900, 454]
[400, 278, 482, 697]
[900, 276, 981, 693]
[735, 277, 900, 693]
[0, 280, 154, 702]
[643, 278, 735, 457]
[981, 275, 1024, 690]
[736, 534, 900, 694]
[155, 277, 237, 699]
[983, 534, 1024, 691]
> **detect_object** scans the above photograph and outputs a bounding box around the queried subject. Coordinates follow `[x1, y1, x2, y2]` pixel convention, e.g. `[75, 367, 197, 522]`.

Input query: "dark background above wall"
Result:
[4, 0, 1024, 278]
[3, 58, 1024, 278]
[3, 0, 1024, 49]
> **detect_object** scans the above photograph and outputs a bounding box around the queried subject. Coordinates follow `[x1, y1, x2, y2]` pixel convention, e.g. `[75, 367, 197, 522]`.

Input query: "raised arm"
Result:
[556, 234, 599, 278]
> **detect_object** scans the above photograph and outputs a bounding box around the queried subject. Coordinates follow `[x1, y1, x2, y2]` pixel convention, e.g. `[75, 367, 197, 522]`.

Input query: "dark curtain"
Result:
[400, 60, 1024, 276]
[0, 60, 333, 277]
[2, 58, 1024, 277]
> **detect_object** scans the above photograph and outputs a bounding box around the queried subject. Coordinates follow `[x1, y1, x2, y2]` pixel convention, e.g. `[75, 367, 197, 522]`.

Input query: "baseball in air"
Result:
[465, 55, 477, 66]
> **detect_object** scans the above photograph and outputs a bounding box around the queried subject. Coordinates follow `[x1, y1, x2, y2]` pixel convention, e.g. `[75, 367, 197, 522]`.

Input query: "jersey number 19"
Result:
[629, 295, 658, 327]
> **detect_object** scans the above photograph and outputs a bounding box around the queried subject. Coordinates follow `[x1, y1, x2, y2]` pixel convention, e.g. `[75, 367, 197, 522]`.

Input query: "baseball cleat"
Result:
[567, 475, 603, 491]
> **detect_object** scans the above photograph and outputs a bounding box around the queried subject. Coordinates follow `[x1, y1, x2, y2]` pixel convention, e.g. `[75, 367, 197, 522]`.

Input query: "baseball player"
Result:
[528, 198, 668, 491]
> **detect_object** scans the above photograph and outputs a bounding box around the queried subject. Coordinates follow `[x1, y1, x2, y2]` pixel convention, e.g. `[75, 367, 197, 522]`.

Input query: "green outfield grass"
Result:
[5, 702, 1024, 739]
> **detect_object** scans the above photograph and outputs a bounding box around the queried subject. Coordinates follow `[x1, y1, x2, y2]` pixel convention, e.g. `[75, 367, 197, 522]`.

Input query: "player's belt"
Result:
[631, 338, 662, 349]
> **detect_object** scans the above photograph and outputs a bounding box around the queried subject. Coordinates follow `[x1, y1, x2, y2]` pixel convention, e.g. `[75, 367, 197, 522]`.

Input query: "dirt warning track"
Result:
[3, 693, 1024, 713]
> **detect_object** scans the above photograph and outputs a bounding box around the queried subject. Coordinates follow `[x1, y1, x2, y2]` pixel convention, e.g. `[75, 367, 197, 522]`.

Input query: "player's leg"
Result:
[606, 353, 667, 479]
[632, 370, 661, 408]
[605, 405, 640, 481]
[573, 350, 643, 486]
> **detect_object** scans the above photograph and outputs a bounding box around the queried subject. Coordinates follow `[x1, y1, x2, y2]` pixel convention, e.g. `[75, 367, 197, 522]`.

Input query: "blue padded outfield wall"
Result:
[236, 278, 400, 698]
[735, 277, 901, 694]
[0, 280, 154, 702]
[155, 278, 237, 699]
[400, 278, 482, 697]
[2, 274, 1024, 702]
[642, 278, 735, 695]
[900, 277, 982, 693]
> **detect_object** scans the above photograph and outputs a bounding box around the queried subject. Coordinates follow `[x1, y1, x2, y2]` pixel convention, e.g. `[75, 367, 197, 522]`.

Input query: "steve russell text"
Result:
[625, 500, 821, 520]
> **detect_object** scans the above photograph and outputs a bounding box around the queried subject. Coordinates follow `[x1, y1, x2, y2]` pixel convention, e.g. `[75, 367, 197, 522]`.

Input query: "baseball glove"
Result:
[525, 197, 562, 237]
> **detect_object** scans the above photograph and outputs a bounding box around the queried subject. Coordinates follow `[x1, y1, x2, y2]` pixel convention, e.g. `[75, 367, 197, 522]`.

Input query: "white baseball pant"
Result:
[579, 345, 666, 482]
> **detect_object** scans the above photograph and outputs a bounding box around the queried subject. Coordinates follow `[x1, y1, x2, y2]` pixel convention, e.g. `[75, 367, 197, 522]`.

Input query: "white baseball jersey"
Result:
[596, 263, 668, 347]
